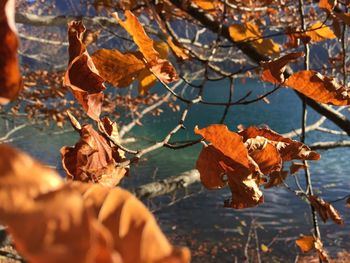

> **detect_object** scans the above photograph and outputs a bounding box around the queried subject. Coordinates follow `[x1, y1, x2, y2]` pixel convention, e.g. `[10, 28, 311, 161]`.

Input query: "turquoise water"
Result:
[5, 79, 350, 262]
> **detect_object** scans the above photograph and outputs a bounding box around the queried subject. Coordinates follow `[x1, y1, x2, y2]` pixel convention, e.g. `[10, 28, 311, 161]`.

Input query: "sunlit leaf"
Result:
[296, 236, 329, 262]
[260, 52, 304, 84]
[0, 0, 22, 104]
[305, 21, 336, 42]
[284, 71, 350, 106]
[229, 22, 280, 56]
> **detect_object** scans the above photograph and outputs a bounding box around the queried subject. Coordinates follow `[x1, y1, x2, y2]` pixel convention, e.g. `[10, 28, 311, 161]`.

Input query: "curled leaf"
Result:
[240, 127, 320, 161]
[260, 52, 304, 84]
[296, 236, 329, 262]
[290, 162, 308, 175]
[284, 70, 350, 106]
[65, 21, 105, 120]
[0, 0, 22, 104]
[61, 124, 127, 187]
[307, 195, 343, 224]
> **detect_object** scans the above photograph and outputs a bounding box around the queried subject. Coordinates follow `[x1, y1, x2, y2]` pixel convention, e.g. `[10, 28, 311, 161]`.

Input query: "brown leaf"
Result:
[284, 70, 350, 106]
[319, 0, 336, 11]
[6, 185, 116, 263]
[91, 49, 146, 87]
[307, 195, 343, 224]
[195, 125, 263, 209]
[240, 127, 320, 161]
[290, 162, 308, 175]
[75, 183, 191, 263]
[0, 144, 62, 217]
[0, 0, 22, 104]
[195, 124, 250, 170]
[347, 197, 350, 208]
[112, 11, 178, 88]
[260, 52, 304, 84]
[66, 110, 82, 131]
[296, 236, 329, 262]
[65, 20, 105, 120]
[264, 170, 288, 188]
[61, 124, 126, 187]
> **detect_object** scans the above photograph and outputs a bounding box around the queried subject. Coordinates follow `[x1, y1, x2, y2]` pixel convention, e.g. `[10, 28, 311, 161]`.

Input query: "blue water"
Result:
[4, 78, 350, 262]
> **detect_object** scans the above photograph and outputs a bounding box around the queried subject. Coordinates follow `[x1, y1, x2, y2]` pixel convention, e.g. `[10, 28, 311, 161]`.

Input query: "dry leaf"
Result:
[0, 144, 62, 217]
[229, 22, 280, 56]
[195, 125, 263, 209]
[240, 127, 320, 161]
[305, 22, 336, 42]
[65, 21, 105, 120]
[92, 49, 145, 88]
[0, 0, 22, 104]
[284, 71, 350, 106]
[319, 0, 336, 11]
[61, 124, 127, 187]
[261, 52, 304, 84]
[307, 195, 343, 224]
[290, 162, 308, 175]
[296, 236, 329, 262]
[264, 170, 288, 188]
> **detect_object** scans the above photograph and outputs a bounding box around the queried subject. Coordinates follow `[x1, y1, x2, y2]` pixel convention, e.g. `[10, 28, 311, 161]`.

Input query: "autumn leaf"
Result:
[92, 48, 145, 87]
[296, 236, 329, 262]
[0, 144, 62, 217]
[334, 12, 350, 27]
[240, 127, 320, 161]
[195, 125, 263, 209]
[65, 21, 105, 121]
[229, 22, 280, 56]
[346, 197, 350, 208]
[75, 183, 191, 263]
[0, 0, 22, 104]
[113, 11, 178, 89]
[260, 52, 304, 84]
[61, 124, 127, 187]
[307, 195, 343, 224]
[284, 71, 350, 106]
[0, 145, 190, 263]
[264, 170, 288, 188]
[290, 162, 308, 175]
[319, 0, 336, 11]
[305, 21, 336, 42]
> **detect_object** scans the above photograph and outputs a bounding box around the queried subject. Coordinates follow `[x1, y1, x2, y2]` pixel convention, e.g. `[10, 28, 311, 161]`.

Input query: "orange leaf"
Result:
[307, 195, 343, 224]
[264, 170, 288, 188]
[229, 22, 280, 56]
[296, 236, 315, 252]
[260, 52, 304, 84]
[92, 49, 145, 87]
[195, 124, 250, 169]
[319, 0, 335, 11]
[113, 11, 178, 86]
[305, 21, 336, 42]
[0, 144, 62, 216]
[64, 21, 105, 120]
[284, 70, 350, 106]
[0, 0, 22, 104]
[61, 124, 127, 187]
[75, 183, 191, 263]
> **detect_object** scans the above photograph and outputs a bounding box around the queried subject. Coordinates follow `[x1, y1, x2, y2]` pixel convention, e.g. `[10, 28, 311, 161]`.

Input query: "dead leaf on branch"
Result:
[112, 11, 178, 93]
[0, 0, 22, 104]
[229, 22, 280, 56]
[0, 145, 190, 263]
[305, 21, 336, 42]
[296, 236, 330, 262]
[195, 125, 320, 209]
[307, 195, 343, 224]
[61, 124, 127, 187]
[260, 52, 304, 84]
[284, 71, 350, 106]
[65, 20, 105, 121]
[290, 162, 308, 175]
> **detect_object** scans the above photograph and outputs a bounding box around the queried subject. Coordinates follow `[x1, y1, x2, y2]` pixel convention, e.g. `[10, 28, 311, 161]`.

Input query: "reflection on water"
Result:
[4, 79, 350, 262]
